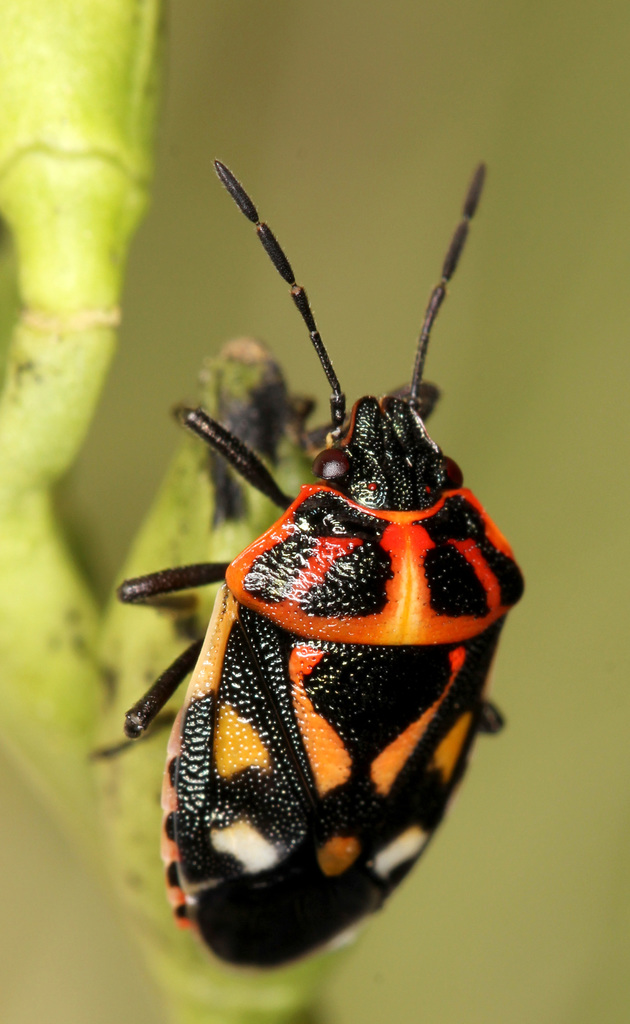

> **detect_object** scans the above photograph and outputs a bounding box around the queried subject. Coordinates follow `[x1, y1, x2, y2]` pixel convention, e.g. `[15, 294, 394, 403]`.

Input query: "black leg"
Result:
[117, 562, 229, 605]
[124, 638, 204, 738]
[177, 407, 293, 510]
[91, 712, 176, 759]
[478, 700, 505, 734]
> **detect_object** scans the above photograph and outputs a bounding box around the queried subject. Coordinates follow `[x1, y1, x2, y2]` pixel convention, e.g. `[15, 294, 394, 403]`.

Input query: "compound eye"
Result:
[444, 456, 464, 488]
[312, 448, 350, 481]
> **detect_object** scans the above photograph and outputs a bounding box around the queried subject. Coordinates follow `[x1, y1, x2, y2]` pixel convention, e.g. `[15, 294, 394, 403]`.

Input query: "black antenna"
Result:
[214, 160, 346, 431]
[409, 163, 486, 408]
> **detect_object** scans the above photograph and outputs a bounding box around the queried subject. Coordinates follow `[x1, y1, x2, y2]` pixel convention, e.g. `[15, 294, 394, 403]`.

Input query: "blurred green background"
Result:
[2, 1, 630, 1021]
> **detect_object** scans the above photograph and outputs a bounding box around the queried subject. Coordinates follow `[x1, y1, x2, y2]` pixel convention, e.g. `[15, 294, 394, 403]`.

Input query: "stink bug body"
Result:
[119, 162, 523, 967]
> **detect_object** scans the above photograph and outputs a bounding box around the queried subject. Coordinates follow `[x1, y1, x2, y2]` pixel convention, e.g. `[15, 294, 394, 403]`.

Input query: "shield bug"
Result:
[118, 162, 523, 967]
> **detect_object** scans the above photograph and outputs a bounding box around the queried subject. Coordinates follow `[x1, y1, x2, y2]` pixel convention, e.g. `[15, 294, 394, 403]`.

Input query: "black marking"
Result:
[422, 495, 485, 544]
[481, 543, 524, 606]
[422, 495, 523, 609]
[294, 492, 387, 541]
[167, 861, 180, 887]
[194, 845, 382, 967]
[174, 904, 188, 920]
[299, 542, 392, 618]
[387, 620, 504, 830]
[424, 545, 489, 617]
[165, 813, 176, 841]
[243, 491, 392, 617]
[244, 535, 317, 603]
[304, 643, 451, 756]
[168, 757, 178, 787]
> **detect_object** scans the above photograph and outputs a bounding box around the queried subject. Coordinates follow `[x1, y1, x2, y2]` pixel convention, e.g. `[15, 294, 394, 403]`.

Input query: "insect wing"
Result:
[165, 588, 311, 885]
[163, 588, 385, 964]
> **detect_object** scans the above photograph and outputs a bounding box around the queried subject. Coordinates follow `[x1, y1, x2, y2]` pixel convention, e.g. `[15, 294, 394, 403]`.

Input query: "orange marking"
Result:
[160, 711, 184, 868]
[166, 878, 185, 907]
[449, 645, 466, 674]
[289, 646, 352, 797]
[284, 536, 363, 602]
[451, 538, 502, 611]
[371, 708, 436, 796]
[214, 704, 271, 778]
[164, 858, 194, 930]
[317, 836, 362, 877]
[371, 645, 467, 796]
[431, 711, 473, 784]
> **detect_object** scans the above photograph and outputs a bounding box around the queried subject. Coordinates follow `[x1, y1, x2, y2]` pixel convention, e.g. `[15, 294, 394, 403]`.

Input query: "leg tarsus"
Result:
[478, 700, 505, 734]
[124, 638, 204, 739]
[91, 712, 176, 760]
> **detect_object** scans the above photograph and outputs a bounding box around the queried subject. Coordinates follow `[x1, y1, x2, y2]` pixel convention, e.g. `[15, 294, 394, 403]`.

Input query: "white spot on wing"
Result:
[210, 819, 281, 874]
[323, 924, 361, 953]
[372, 826, 428, 879]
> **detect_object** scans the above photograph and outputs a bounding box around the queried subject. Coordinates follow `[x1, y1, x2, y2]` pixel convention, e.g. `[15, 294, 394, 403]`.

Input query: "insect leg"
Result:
[478, 700, 504, 734]
[124, 638, 204, 738]
[118, 562, 230, 605]
[177, 406, 293, 510]
[91, 712, 176, 759]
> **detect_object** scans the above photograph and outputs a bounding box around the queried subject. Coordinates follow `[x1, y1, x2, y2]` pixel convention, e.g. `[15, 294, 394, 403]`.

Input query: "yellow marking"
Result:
[430, 712, 473, 783]
[317, 836, 362, 877]
[399, 528, 417, 644]
[214, 704, 271, 778]
[370, 709, 434, 796]
[291, 662, 352, 797]
[187, 585, 238, 700]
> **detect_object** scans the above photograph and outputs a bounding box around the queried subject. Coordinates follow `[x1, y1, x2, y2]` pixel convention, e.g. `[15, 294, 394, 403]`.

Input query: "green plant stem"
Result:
[0, 321, 114, 829]
[0, 0, 163, 838]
